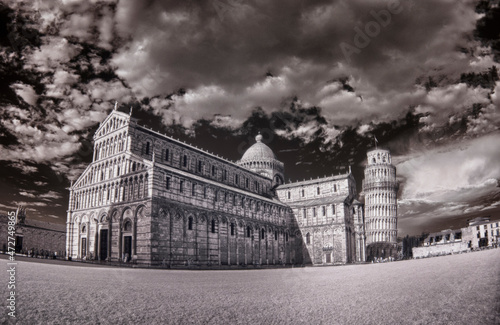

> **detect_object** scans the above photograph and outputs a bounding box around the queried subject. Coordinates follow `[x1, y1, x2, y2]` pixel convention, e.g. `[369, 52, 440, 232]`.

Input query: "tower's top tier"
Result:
[367, 149, 392, 165]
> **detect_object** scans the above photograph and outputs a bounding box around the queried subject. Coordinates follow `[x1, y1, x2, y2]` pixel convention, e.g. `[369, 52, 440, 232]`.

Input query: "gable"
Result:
[94, 110, 130, 140]
[72, 164, 93, 189]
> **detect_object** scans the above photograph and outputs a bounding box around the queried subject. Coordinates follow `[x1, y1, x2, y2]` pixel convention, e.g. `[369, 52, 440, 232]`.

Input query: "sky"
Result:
[0, 0, 499, 236]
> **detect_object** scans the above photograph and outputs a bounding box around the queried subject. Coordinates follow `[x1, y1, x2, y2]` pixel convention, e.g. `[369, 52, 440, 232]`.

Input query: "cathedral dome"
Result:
[240, 134, 276, 161]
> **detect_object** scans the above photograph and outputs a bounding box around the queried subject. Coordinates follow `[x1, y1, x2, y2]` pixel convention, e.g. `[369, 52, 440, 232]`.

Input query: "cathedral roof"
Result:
[285, 196, 347, 208]
[240, 134, 277, 161]
[278, 173, 352, 189]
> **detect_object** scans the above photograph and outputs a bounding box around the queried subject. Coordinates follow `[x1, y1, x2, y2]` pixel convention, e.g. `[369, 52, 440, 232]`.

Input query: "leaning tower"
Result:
[363, 148, 398, 261]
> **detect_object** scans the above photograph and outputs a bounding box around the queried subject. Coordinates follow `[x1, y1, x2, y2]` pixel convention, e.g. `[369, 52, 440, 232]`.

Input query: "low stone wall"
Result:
[413, 242, 470, 258]
[0, 222, 65, 255]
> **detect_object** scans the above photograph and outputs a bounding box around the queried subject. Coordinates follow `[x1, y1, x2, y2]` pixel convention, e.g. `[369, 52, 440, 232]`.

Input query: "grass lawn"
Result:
[1, 249, 499, 324]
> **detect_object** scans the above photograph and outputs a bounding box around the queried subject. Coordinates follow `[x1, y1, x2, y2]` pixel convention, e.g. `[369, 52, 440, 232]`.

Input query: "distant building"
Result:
[412, 217, 500, 258]
[362, 148, 399, 261]
[0, 206, 66, 256]
[467, 217, 500, 248]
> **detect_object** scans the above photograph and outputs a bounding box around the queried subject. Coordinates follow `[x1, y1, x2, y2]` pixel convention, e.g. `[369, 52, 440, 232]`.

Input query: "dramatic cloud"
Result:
[110, 0, 482, 126]
[396, 134, 500, 234]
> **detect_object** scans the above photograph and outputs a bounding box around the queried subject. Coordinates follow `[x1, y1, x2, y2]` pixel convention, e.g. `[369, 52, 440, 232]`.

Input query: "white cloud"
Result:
[10, 161, 38, 174]
[19, 191, 36, 198]
[13, 201, 49, 207]
[397, 134, 500, 201]
[97, 6, 114, 50]
[59, 13, 93, 42]
[53, 70, 79, 86]
[27, 37, 81, 72]
[11, 83, 38, 105]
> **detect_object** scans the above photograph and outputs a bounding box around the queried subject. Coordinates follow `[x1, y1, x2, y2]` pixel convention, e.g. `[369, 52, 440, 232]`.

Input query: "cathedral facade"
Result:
[66, 109, 372, 266]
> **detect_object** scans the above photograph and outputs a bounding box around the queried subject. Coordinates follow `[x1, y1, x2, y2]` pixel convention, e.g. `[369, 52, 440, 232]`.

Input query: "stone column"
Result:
[217, 220, 221, 266]
[235, 226, 239, 266]
[66, 218, 72, 259]
[195, 216, 199, 263]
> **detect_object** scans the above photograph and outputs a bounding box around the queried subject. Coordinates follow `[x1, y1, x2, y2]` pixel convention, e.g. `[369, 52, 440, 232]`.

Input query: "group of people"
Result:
[22, 248, 63, 259]
[372, 256, 395, 263]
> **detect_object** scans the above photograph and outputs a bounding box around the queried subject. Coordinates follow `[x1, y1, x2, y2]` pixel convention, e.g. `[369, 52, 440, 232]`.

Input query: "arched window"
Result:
[322, 206, 326, 216]
[285, 232, 289, 242]
[274, 231, 278, 240]
[145, 142, 150, 155]
[230, 223, 235, 236]
[301, 189, 305, 197]
[312, 208, 316, 217]
[287, 191, 291, 199]
[303, 208, 306, 218]
[132, 162, 136, 172]
[81, 225, 86, 233]
[211, 219, 216, 233]
[261, 228, 265, 239]
[332, 204, 336, 214]
[165, 148, 170, 161]
[183, 155, 187, 167]
[306, 233, 310, 244]
[124, 220, 132, 232]
[188, 217, 193, 230]
[317, 187, 320, 195]
[247, 226, 251, 238]
[179, 180, 184, 193]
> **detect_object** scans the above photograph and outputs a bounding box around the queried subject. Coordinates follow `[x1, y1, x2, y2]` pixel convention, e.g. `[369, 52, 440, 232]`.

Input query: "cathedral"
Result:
[66, 109, 397, 266]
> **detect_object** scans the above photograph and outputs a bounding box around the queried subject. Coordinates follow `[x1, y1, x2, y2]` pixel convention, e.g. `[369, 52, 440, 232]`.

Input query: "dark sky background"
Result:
[0, 0, 499, 236]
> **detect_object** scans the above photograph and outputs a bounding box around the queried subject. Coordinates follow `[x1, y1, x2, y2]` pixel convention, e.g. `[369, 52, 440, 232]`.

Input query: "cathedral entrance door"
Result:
[325, 252, 331, 264]
[81, 238, 87, 257]
[15, 236, 23, 253]
[123, 236, 132, 262]
[99, 229, 108, 261]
